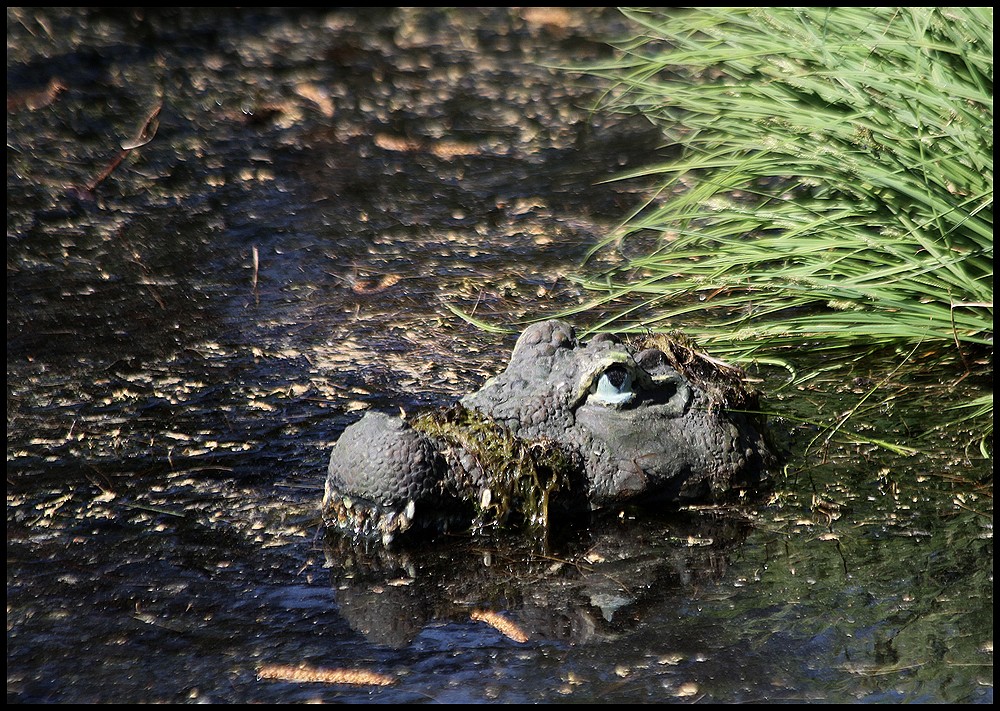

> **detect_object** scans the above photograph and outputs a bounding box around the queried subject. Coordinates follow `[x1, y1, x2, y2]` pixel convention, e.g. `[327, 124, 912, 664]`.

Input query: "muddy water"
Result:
[7, 8, 992, 703]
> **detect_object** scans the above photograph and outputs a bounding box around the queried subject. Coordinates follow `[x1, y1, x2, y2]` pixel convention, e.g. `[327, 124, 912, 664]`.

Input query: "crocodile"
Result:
[324, 320, 772, 545]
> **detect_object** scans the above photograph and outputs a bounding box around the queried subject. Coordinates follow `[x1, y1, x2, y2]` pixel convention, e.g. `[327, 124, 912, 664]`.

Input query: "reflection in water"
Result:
[325, 512, 752, 649]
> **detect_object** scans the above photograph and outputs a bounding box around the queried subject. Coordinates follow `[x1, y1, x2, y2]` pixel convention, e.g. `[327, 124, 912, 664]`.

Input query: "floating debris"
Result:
[470, 609, 529, 643]
[257, 663, 395, 686]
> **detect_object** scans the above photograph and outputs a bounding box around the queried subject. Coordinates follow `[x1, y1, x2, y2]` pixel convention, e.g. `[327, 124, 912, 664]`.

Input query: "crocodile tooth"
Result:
[480, 488, 492, 508]
[381, 530, 395, 547]
[342, 496, 353, 510]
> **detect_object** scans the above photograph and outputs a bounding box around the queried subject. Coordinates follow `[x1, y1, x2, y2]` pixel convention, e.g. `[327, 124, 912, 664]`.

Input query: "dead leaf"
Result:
[351, 274, 401, 294]
[470, 609, 529, 643]
[257, 664, 394, 686]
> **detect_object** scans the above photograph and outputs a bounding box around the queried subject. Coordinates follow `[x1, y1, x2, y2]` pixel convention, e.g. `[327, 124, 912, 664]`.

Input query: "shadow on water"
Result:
[7, 7, 991, 703]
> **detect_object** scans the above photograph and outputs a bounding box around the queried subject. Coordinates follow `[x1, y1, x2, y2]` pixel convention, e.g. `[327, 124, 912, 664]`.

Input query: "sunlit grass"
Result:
[571, 7, 992, 437]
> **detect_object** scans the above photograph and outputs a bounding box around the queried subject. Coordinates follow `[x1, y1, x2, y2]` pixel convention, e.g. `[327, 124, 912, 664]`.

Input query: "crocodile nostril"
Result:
[634, 348, 666, 371]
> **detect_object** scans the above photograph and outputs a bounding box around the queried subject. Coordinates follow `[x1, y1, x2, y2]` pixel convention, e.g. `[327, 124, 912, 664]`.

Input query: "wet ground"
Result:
[7, 8, 992, 703]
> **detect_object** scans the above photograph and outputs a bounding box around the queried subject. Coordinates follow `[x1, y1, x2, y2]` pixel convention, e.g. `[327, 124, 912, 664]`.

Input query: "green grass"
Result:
[570, 7, 992, 436]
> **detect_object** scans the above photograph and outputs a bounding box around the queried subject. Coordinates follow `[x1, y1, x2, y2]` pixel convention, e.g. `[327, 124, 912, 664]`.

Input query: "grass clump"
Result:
[573, 7, 992, 433]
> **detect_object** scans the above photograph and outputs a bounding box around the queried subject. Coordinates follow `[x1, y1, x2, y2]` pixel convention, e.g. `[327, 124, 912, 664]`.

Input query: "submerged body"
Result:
[324, 320, 771, 544]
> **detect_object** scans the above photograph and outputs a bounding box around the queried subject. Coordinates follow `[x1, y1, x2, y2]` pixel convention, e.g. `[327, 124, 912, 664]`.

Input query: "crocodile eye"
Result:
[590, 364, 636, 407]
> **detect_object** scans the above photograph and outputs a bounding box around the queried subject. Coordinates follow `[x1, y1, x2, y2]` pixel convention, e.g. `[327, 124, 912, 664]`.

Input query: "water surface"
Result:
[7, 7, 991, 703]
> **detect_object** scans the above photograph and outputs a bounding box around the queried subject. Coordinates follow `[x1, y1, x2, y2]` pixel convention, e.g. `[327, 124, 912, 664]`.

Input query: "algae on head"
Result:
[411, 404, 578, 534]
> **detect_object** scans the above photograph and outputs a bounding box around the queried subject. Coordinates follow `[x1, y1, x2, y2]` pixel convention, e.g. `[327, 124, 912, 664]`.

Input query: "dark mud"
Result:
[7, 7, 992, 703]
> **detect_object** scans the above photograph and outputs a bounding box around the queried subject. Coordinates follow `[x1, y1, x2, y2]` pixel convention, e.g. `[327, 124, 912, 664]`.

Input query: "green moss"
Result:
[411, 405, 576, 533]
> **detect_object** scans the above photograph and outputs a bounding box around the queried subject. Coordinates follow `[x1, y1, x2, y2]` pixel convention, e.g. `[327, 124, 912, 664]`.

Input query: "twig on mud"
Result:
[251, 245, 260, 305]
[77, 149, 128, 197]
[74, 99, 163, 198]
[120, 101, 162, 150]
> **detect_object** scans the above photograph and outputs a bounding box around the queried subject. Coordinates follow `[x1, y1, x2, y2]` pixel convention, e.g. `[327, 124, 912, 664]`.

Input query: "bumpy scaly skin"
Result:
[325, 320, 770, 544]
[324, 414, 448, 541]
